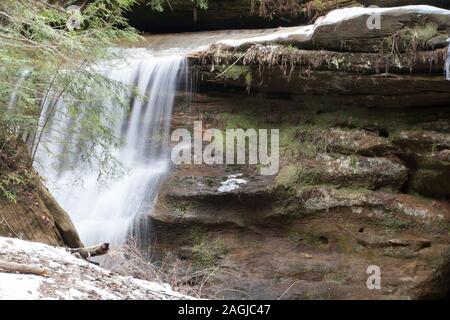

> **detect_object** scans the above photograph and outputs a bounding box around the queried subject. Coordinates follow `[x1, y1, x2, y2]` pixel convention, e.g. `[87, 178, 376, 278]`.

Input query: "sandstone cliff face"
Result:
[0, 140, 82, 248]
[150, 93, 450, 299]
[143, 6, 450, 299]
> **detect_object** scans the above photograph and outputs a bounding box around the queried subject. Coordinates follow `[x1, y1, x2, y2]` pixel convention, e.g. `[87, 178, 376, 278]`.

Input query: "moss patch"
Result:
[189, 227, 228, 269]
[216, 65, 251, 81]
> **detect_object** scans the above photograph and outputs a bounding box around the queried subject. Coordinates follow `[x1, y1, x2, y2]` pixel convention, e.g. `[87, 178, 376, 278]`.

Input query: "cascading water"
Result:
[445, 38, 450, 80]
[35, 50, 187, 246]
[7, 70, 30, 110]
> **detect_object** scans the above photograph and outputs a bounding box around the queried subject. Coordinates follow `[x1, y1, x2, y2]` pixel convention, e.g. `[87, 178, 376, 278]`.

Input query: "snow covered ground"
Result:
[0, 237, 192, 300]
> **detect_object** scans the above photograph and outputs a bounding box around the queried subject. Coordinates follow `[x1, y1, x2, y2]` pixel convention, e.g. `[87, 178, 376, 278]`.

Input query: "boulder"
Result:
[308, 153, 408, 190]
[316, 127, 396, 156]
[312, 6, 450, 52]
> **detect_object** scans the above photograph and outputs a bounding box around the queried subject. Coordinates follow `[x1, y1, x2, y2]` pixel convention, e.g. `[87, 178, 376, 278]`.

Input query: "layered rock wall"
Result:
[145, 6, 450, 299]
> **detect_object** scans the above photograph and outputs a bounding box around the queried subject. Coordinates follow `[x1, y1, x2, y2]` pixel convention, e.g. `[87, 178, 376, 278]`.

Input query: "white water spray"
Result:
[7, 70, 30, 110]
[35, 50, 187, 245]
[445, 38, 450, 81]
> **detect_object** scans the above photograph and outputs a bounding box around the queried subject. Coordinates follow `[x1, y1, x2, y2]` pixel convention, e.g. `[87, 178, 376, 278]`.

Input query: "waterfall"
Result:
[7, 70, 31, 110]
[445, 39, 450, 80]
[35, 50, 187, 245]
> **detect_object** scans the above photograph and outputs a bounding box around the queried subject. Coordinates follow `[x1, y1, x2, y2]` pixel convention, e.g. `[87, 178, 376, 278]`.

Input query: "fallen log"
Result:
[0, 260, 46, 276]
[69, 243, 110, 261]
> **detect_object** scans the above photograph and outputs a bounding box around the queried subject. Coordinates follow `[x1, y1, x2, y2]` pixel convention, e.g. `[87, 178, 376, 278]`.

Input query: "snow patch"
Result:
[0, 273, 43, 300]
[219, 25, 313, 47]
[218, 174, 247, 192]
[317, 5, 450, 26]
